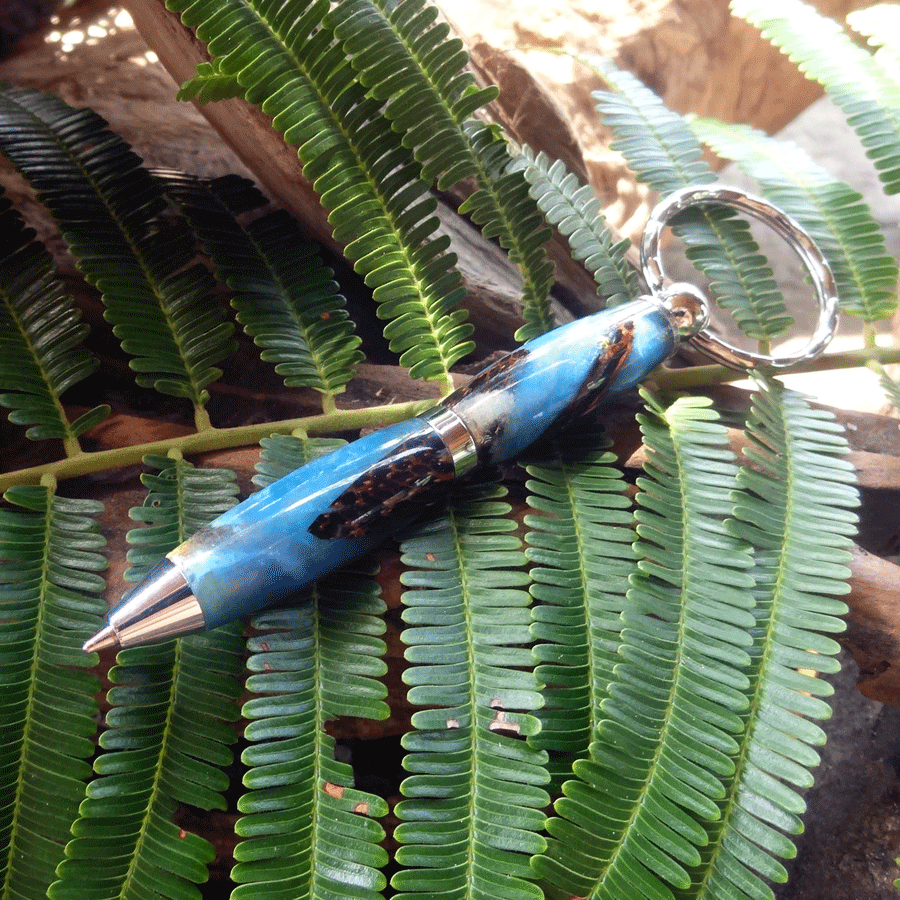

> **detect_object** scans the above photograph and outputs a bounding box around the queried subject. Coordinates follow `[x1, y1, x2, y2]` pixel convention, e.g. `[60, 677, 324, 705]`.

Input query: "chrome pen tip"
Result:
[82, 624, 119, 653]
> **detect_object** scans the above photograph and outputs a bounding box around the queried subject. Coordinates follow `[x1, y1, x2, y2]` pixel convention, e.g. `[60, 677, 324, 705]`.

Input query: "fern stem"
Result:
[0, 399, 437, 491]
[193, 404, 214, 432]
[656, 344, 900, 390]
[62, 435, 83, 458]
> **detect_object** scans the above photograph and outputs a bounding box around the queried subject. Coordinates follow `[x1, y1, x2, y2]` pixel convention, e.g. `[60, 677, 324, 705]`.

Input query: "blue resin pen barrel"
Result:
[85, 293, 697, 651]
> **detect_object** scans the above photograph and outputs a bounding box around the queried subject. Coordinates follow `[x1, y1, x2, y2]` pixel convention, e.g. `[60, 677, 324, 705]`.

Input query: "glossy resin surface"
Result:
[168, 299, 676, 630]
[170, 418, 454, 628]
[444, 299, 676, 463]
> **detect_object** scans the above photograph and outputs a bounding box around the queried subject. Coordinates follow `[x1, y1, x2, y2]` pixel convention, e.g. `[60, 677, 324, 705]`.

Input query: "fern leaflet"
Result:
[691, 116, 899, 324]
[177, 59, 244, 102]
[162, 172, 363, 402]
[50, 456, 245, 900]
[0, 484, 106, 899]
[0, 194, 109, 445]
[522, 424, 636, 791]
[511, 147, 639, 307]
[0, 84, 236, 421]
[533, 394, 757, 900]
[587, 58, 793, 340]
[732, 0, 900, 194]
[168, 0, 473, 385]
[698, 376, 859, 899]
[393, 485, 549, 900]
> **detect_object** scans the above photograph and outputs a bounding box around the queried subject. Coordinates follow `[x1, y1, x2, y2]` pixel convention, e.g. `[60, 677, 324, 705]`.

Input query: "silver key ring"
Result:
[641, 185, 840, 370]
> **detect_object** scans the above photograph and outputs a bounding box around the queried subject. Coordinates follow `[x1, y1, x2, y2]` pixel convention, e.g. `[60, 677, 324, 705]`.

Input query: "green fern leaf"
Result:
[461, 121, 557, 341]
[732, 0, 900, 194]
[328, 0, 499, 189]
[533, 393, 757, 900]
[50, 456, 244, 900]
[847, 4, 900, 74]
[329, 1, 556, 341]
[878, 367, 900, 419]
[698, 376, 859, 899]
[163, 172, 364, 400]
[522, 424, 637, 790]
[393, 484, 549, 900]
[511, 147, 639, 307]
[0, 194, 109, 444]
[168, 0, 473, 385]
[177, 59, 244, 102]
[587, 58, 793, 340]
[0, 84, 236, 419]
[231, 432, 389, 899]
[0, 484, 106, 898]
[691, 117, 899, 323]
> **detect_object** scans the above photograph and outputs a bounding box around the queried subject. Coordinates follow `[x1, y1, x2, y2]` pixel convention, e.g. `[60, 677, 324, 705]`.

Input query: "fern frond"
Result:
[460, 121, 557, 341]
[163, 172, 364, 401]
[0, 84, 236, 419]
[587, 58, 793, 340]
[0, 194, 109, 445]
[691, 117, 899, 323]
[51, 456, 244, 900]
[877, 366, 900, 418]
[232, 432, 389, 899]
[522, 424, 636, 790]
[328, 0, 498, 189]
[533, 393, 757, 900]
[732, 0, 900, 194]
[392, 485, 548, 900]
[511, 147, 639, 307]
[0, 484, 106, 899]
[329, 1, 556, 341]
[167, 0, 473, 386]
[697, 376, 859, 899]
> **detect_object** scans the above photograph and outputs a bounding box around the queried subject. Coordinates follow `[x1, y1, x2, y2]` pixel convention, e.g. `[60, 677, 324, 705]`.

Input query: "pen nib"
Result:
[83, 624, 118, 653]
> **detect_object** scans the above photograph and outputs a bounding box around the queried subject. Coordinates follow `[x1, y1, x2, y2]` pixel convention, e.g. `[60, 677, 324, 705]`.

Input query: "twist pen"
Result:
[83, 187, 839, 652]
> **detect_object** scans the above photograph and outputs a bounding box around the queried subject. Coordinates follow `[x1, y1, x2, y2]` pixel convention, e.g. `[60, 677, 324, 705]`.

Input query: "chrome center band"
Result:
[422, 405, 478, 476]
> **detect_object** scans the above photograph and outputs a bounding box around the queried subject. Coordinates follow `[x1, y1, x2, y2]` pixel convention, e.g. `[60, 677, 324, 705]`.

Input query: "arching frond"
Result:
[533, 393, 757, 900]
[586, 58, 793, 340]
[511, 147, 639, 307]
[232, 432, 389, 900]
[0, 84, 236, 419]
[393, 485, 549, 900]
[732, 0, 900, 194]
[522, 424, 636, 790]
[0, 195, 108, 445]
[162, 172, 363, 401]
[167, 0, 473, 385]
[698, 376, 859, 899]
[329, 1, 556, 341]
[50, 456, 244, 900]
[691, 117, 899, 323]
[0, 485, 106, 899]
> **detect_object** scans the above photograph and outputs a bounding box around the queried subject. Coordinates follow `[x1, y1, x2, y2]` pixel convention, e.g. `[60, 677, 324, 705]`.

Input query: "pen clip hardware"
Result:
[640, 185, 840, 370]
